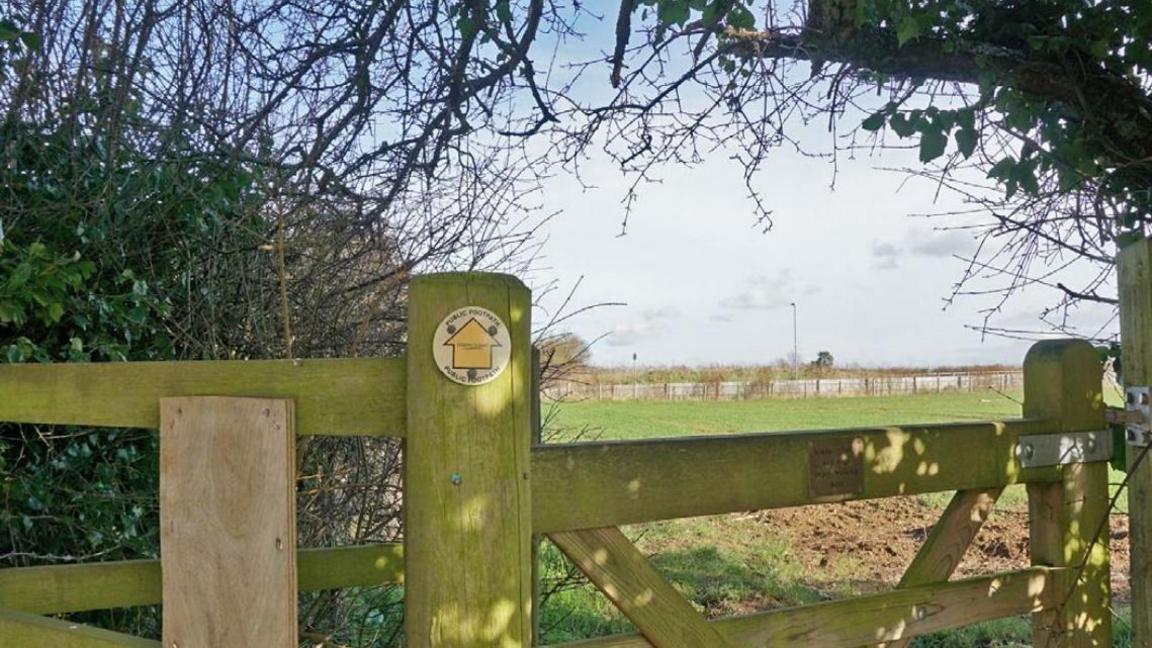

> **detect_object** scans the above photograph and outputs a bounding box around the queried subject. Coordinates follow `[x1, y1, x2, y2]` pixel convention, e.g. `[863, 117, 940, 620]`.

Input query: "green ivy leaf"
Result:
[956, 110, 975, 131]
[0, 21, 19, 42]
[658, 0, 691, 27]
[5, 344, 24, 363]
[919, 129, 948, 163]
[1017, 167, 1040, 194]
[896, 16, 922, 47]
[46, 302, 65, 323]
[701, 1, 717, 24]
[494, 0, 512, 23]
[861, 112, 886, 131]
[1056, 166, 1081, 192]
[890, 113, 917, 138]
[987, 157, 1017, 180]
[19, 31, 42, 50]
[954, 127, 978, 158]
[0, 301, 20, 323]
[457, 14, 479, 39]
[8, 262, 32, 289]
[726, 5, 755, 30]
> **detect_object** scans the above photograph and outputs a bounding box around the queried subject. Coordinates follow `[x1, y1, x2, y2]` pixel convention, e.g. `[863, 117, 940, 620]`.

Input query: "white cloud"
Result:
[871, 241, 902, 270]
[867, 230, 973, 270]
[872, 242, 900, 258]
[605, 322, 652, 347]
[907, 229, 974, 258]
[718, 270, 811, 312]
[605, 305, 683, 346]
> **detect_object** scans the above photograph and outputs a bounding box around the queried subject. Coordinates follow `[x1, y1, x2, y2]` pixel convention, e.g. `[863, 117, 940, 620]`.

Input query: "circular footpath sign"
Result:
[432, 306, 512, 385]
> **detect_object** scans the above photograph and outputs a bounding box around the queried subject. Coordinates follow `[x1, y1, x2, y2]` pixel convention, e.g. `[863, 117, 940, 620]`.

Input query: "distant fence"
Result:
[544, 371, 1025, 401]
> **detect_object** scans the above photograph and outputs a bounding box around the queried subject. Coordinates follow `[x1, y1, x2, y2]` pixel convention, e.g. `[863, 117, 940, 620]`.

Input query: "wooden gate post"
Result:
[1121, 240, 1152, 646]
[1023, 340, 1111, 646]
[405, 273, 534, 647]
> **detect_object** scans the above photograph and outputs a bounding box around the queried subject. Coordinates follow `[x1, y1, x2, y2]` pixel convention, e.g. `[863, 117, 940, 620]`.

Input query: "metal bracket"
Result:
[1126, 386, 1151, 447]
[1124, 382, 1152, 442]
[1016, 431, 1113, 468]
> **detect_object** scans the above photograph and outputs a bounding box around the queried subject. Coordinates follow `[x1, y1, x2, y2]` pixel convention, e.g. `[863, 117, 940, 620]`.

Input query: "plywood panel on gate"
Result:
[160, 397, 297, 648]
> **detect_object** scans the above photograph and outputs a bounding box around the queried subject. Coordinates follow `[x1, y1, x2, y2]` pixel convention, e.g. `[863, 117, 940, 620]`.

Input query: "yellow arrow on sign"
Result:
[443, 318, 501, 369]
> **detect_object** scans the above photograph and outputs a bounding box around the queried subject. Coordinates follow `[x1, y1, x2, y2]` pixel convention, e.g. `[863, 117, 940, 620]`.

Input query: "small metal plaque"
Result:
[807, 437, 865, 501]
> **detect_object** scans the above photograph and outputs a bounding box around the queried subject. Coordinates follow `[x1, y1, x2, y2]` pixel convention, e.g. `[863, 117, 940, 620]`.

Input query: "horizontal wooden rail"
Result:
[0, 543, 404, 614]
[0, 358, 406, 436]
[0, 606, 159, 647]
[532, 418, 1061, 532]
[548, 566, 1069, 647]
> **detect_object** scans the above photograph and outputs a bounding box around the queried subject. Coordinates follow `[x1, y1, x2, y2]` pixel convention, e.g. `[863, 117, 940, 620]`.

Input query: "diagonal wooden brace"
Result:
[548, 526, 737, 648]
[880, 487, 1003, 648]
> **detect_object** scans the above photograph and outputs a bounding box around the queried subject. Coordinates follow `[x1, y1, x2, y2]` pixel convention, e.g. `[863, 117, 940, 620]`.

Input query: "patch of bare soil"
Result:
[753, 496, 1131, 603]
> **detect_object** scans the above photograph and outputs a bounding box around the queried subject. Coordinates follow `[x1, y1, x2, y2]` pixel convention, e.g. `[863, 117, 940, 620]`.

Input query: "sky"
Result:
[503, 1, 1119, 369]
[529, 146, 1116, 368]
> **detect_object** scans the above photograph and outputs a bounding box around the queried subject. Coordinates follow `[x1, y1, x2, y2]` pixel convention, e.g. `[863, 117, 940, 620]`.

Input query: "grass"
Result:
[539, 390, 1132, 646]
[537, 515, 829, 644]
[547, 390, 1028, 440]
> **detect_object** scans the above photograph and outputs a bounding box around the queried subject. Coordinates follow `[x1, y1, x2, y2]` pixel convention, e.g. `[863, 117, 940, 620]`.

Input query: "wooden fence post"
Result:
[405, 273, 534, 647]
[1023, 340, 1111, 646]
[1121, 240, 1152, 646]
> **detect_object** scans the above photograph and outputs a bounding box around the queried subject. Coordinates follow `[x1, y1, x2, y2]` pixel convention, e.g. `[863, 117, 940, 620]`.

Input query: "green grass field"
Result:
[547, 391, 1027, 440]
[538, 391, 1131, 646]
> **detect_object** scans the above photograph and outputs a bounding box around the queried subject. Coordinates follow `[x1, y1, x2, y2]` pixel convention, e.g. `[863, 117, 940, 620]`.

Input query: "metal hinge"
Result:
[1125, 386, 1151, 447]
[1016, 430, 1113, 468]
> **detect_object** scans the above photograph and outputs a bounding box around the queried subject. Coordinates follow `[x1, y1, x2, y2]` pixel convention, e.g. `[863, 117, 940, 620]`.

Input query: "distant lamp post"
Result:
[790, 302, 798, 380]
[632, 352, 639, 399]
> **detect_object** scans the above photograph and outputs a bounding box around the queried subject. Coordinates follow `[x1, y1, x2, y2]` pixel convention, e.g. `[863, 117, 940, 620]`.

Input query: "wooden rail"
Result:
[0, 357, 406, 436]
[532, 418, 1058, 532]
[0, 607, 159, 648]
[546, 567, 1071, 647]
[0, 544, 404, 614]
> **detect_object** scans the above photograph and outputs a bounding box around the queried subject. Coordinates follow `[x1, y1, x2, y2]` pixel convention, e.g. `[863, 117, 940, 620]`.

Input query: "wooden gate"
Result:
[0, 272, 1115, 647]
